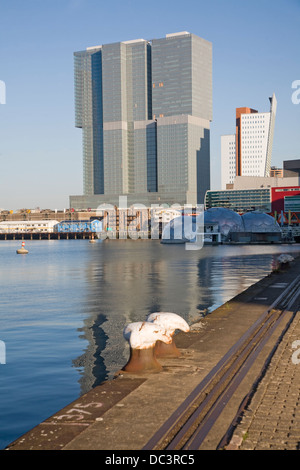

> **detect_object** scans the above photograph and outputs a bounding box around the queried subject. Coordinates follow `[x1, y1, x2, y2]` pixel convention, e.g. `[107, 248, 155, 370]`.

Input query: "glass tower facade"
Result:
[71, 32, 212, 209]
[74, 48, 104, 195]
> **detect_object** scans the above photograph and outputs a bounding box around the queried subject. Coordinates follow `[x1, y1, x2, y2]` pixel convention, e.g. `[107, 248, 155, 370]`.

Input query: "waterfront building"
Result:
[0, 220, 59, 233]
[272, 187, 300, 213]
[205, 183, 300, 215]
[205, 188, 272, 213]
[70, 32, 212, 209]
[54, 220, 102, 233]
[161, 207, 282, 244]
[283, 159, 300, 178]
[270, 166, 283, 178]
[221, 94, 277, 189]
[230, 175, 300, 191]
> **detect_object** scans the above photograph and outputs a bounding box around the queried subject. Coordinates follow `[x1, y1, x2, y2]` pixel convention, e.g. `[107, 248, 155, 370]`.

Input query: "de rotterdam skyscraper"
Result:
[70, 32, 212, 209]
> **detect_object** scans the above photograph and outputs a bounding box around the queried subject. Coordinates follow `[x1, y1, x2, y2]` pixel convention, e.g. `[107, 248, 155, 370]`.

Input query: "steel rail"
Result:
[143, 274, 300, 451]
[217, 283, 300, 450]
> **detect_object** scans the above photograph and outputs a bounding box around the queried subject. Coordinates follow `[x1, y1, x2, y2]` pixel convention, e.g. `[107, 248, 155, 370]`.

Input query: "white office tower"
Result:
[221, 134, 236, 189]
[221, 94, 277, 190]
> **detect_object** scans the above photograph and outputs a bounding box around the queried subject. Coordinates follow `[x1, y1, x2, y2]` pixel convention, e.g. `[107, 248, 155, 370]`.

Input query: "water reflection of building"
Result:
[196, 245, 277, 314]
[74, 241, 205, 393]
[73, 241, 280, 395]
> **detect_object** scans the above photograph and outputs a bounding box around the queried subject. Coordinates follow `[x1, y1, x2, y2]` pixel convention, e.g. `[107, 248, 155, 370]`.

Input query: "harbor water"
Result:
[1, 239, 300, 450]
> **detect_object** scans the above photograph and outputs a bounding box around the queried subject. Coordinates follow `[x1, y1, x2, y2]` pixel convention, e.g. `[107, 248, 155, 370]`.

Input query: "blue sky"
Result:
[0, 0, 299, 210]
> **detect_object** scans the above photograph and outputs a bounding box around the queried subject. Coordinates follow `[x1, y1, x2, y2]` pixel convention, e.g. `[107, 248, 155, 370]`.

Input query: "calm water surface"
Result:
[1, 239, 300, 449]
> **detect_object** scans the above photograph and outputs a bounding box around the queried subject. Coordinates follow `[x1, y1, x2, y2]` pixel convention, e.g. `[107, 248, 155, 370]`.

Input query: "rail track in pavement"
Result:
[143, 274, 300, 450]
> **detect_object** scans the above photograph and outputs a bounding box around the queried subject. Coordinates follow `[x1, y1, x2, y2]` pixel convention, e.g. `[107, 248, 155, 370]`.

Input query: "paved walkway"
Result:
[228, 310, 300, 450]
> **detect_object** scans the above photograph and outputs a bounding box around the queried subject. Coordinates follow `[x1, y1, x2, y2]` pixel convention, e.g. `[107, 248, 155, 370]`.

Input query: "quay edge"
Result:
[5, 255, 300, 451]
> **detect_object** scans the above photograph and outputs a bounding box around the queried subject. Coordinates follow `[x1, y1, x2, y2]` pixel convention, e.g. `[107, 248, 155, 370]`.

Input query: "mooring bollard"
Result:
[277, 254, 294, 270]
[146, 312, 190, 358]
[122, 321, 172, 373]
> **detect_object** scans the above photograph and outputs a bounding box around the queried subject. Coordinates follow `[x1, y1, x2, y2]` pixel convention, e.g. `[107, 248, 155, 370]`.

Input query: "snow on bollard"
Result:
[146, 312, 190, 358]
[277, 254, 294, 270]
[122, 321, 172, 373]
[277, 254, 294, 263]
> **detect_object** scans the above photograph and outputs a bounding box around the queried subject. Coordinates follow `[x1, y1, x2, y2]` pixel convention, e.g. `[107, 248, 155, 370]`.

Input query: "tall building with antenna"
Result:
[221, 94, 277, 189]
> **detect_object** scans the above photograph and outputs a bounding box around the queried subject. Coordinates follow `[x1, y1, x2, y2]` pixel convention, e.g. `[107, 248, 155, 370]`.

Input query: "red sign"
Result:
[271, 186, 300, 212]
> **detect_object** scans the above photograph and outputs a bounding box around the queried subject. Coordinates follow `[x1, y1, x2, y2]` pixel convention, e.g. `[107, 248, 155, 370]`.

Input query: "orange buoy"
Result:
[17, 241, 29, 254]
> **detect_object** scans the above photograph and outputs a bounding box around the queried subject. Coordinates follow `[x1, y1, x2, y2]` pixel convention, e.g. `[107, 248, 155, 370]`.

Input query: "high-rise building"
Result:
[70, 32, 212, 209]
[221, 94, 277, 189]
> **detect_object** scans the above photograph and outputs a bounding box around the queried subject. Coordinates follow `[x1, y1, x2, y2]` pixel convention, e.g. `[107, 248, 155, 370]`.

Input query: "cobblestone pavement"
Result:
[228, 311, 300, 450]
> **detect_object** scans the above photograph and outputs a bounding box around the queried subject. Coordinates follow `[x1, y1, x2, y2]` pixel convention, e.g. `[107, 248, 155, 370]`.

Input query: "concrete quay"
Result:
[6, 255, 300, 451]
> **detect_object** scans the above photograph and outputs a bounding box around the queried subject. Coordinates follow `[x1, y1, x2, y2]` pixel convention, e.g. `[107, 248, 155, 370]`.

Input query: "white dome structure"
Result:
[160, 208, 282, 245]
[204, 208, 244, 237]
[241, 212, 281, 233]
